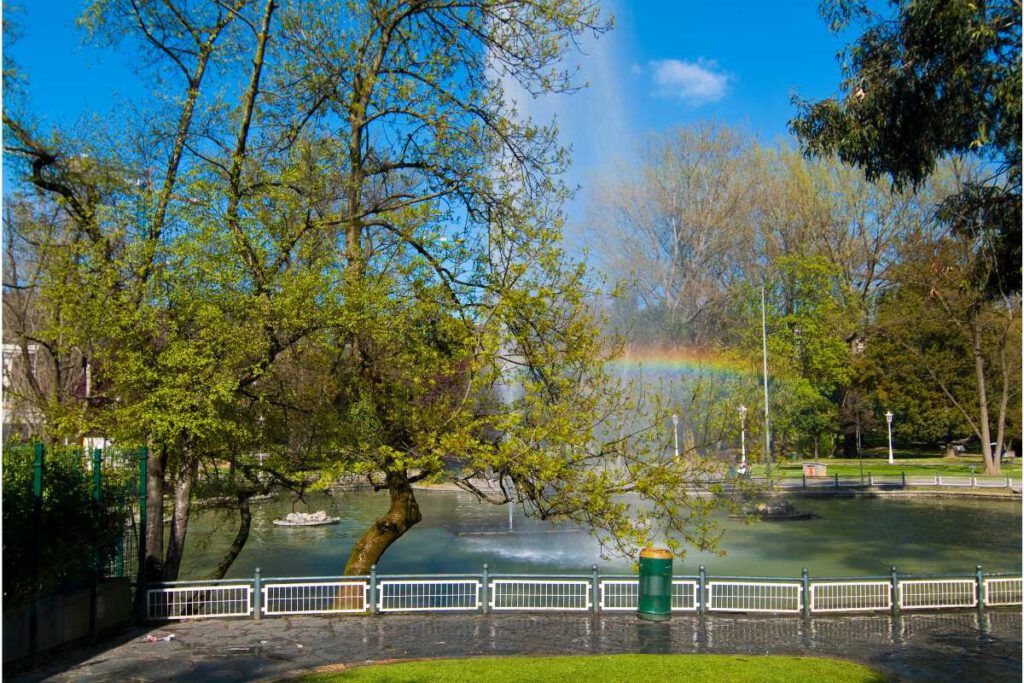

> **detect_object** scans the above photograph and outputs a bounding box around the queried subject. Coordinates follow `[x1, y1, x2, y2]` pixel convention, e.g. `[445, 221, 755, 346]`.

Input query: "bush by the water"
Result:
[2, 445, 129, 607]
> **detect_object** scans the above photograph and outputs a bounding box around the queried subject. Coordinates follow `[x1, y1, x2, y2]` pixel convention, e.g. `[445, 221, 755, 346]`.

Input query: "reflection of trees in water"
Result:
[742, 497, 1022, 575]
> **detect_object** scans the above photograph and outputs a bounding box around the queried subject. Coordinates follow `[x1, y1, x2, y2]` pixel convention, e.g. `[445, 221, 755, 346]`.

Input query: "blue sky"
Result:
[5, 1, 849, 216]
[537, 1, 847, 186]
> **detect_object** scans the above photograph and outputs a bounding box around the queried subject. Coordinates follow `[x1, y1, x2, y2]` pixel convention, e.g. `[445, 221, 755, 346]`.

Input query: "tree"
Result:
[586, 125, 944, 460]
[588, 124, 758, 347]
[875, 229, 1021, 474]
[2, 199, 91, 442]
[5, 0, 732, 580]
[4, 0, 344, 581]
[725, 258, 856, 460]
[751, 145, 945, 457]
[791, 0, 1021, 296]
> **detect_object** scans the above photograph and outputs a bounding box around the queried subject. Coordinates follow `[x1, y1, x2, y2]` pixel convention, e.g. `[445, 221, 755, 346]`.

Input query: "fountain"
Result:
[178, 490, 1020, 579]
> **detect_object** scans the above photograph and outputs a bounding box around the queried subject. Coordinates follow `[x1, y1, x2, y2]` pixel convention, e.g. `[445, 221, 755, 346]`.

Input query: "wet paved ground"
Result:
[8, 610, 1021, 682]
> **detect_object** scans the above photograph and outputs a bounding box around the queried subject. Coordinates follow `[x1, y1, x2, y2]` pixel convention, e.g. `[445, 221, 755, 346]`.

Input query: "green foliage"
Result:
[5, 0, 740, 574]
[869, 233, 1022, 455]
[727, 257, 857, 458]
[792, 0, 1021, 295]
[1, 446, 126, 607]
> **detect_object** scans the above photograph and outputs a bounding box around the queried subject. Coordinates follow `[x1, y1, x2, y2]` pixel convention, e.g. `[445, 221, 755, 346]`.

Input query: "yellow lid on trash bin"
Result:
[639, 547, 673, 560]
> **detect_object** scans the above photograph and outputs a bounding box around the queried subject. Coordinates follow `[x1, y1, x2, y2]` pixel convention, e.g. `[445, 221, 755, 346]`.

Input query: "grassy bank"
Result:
[751, 455, 1020, 479]
[304, 654, 888, 682]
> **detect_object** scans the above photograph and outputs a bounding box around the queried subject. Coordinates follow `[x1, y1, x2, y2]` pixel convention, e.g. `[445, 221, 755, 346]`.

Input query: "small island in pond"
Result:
[273, 511, 341, 527]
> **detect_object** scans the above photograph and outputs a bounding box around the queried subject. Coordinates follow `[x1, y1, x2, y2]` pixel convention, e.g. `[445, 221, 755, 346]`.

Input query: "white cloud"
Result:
[648, 58, 728, 106]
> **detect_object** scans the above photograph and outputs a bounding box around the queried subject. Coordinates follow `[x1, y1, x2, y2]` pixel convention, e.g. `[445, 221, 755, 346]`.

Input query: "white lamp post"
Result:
[738, 405, 748, 470]
[885, 411, 894, 465]
[671, 413, 680, 460]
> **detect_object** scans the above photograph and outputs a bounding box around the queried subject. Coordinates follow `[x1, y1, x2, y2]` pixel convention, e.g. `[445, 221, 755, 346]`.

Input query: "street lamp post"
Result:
[885, 411, 894, 465]
[738, 405, 747, 471]
[671, 413, 680, 460]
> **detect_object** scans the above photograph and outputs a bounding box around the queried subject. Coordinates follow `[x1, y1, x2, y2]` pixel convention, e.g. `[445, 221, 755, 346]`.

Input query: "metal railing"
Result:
[378, 577, 480, 612]
[143, 565, 1022, 622]
[490, 578, 591, 611]
[809, 581, 891, 613]
[262, 579, 368, 616]
[984, 577, 1022, 606]
[899, 579, 977, 610]
[707, 580, 802, 613]
[595, 578, 698, 612]
[781, 474, 1019, 491]
[671, 580, 699, 611]
[147, 582, 252, 620]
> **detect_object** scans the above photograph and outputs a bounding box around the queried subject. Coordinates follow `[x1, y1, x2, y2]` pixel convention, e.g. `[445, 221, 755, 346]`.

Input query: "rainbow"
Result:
[609, 346, 758, 380]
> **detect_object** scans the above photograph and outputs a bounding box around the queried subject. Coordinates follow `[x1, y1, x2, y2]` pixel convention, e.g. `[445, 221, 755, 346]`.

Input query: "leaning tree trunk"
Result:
[162, 455, 199, 581]
[344, 469, 422, 575]
[209, 492, 254, 580]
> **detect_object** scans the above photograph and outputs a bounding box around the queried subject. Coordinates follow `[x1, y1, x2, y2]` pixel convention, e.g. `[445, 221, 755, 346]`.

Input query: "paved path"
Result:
[9, 611, 1021, 682]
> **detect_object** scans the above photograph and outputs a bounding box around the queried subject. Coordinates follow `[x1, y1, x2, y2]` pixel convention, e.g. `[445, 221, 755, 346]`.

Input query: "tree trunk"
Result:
[842, 432, 857, 458]
[994, 333, 1010, 469]
[971, 317, 998, 475]
[162, 455, 198, 581]
[344, 469, 422, 575]
[209, 493, 253, 580]
[143, 446, 167, 582]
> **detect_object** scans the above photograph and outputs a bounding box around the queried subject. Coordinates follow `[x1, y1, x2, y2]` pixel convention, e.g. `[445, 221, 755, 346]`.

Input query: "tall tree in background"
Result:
[588, 124, 757, 346]
[587, 125, 942, 458]
[874, 230, 1021, 474]
[792, 0, 1021, 296]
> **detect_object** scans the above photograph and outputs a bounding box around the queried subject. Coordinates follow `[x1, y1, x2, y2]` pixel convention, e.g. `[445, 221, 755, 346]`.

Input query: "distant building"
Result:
[2, 342, 44, 442]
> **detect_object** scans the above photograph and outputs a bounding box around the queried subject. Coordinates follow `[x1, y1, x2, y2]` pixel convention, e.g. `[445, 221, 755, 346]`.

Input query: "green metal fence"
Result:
[1, 442, 145, 595]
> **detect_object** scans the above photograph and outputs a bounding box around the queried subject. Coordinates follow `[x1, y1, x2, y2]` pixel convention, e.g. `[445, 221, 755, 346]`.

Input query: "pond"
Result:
[178, 489, 1021, 579]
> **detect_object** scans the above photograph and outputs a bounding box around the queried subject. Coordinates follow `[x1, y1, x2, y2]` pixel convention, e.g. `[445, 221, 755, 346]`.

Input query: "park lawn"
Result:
[756, 456, 1020, 479]
[304, 654, 889, 683]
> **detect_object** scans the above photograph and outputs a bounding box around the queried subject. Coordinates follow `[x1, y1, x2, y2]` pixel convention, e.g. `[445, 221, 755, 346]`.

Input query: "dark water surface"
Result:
[178, 490, 1021, 579]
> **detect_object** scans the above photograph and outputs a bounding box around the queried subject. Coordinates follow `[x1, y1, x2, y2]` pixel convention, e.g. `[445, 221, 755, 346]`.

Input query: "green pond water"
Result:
[178, 490, 1021, 580]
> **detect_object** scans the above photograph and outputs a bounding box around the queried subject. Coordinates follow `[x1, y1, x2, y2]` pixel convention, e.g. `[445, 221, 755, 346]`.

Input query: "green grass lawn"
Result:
[752, 454, 1020, 479]
[304, 654, 889, 683]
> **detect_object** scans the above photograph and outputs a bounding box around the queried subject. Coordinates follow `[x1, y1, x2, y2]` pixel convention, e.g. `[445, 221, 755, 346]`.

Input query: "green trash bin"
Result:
[637, 547, 673, 621]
